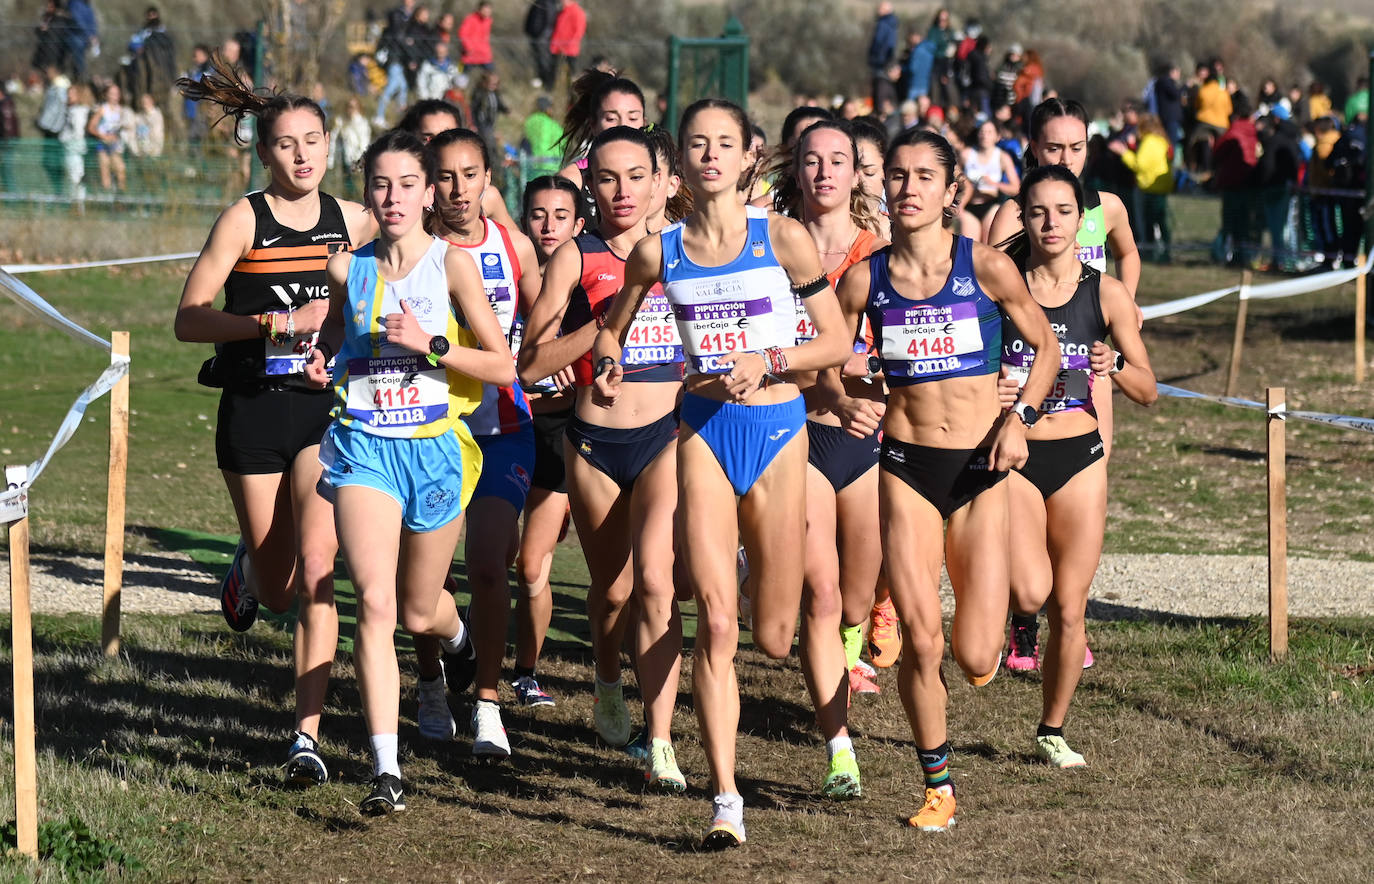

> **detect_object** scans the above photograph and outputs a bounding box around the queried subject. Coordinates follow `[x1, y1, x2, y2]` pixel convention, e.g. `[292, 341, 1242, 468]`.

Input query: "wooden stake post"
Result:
[1356, 259, 1367, 386]
[1226, 270, 1252, 399]
[1267, 388, 1289, 661]
[102, 331, 130, 656]
[5, 467, 39, 858]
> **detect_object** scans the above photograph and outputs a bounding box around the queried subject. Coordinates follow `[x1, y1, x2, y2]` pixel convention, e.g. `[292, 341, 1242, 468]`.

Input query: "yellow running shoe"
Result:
[1035, 734, 1087, 769]
[867, 596, 901, 668]
[821, 747, 862, 799]
[646, 739, 686, 793]
[908, 785, 957, 832]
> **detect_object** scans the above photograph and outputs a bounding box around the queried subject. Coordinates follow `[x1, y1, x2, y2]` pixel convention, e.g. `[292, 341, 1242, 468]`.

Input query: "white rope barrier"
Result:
[2, 251, 199, 275]
[1157, 383, 1374, 434]
[0, 269, 130, 522]
[1140, 252, 1374, 320]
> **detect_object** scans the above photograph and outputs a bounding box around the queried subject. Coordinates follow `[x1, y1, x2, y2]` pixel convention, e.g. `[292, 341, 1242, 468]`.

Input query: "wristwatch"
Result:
[426, 335, 450, 367]
[1012, 400, 1040, 428]
[1109, 350, 1126, 375]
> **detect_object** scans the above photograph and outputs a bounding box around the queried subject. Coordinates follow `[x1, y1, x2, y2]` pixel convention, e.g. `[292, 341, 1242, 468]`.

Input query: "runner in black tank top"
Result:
[998, 167, 1156, 770]
[174, 66, 372, 787]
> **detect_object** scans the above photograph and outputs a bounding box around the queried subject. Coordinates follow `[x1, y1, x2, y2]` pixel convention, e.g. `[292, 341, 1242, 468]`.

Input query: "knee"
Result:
[904, 621, 945, 670]
[803, 580, 843, 624]
[298, 550, 336, 597]
[752, 620, 795, 660]
[515, 553, 545, 591]
[636, 565, 676, 607]
[697, 606, 740, 657]
[465, 555, 510, 592]
[356, 588, 395, 628]
[398, 600, 437, 636]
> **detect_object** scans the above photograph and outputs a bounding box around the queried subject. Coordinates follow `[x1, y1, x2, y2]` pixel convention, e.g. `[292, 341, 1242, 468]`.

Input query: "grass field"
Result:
[1, 201, 1373, 879]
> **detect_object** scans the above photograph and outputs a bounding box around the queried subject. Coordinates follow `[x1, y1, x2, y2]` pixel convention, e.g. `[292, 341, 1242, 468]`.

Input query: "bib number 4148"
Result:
[907, 335, 955, 357]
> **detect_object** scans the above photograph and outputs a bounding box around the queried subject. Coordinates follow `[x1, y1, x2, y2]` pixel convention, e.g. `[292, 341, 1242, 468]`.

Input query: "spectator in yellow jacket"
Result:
[1112, 114, 1173, 262]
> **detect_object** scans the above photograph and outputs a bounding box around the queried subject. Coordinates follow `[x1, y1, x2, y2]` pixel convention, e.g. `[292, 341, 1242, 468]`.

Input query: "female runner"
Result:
[517, 127, 690, 791]
[509, 175, 586, 709]
[1000, 165, 1155, 767]
[556, 70, 646, 192]
[305, 129, 514, 814]
[772, 118, 888, 798]
[961, 118, 1020, 241]
[851, 118, 891, 241]
[829, 128, 1059, 832]
[423, 127, 542, 758]
[987, 96, 1141, 670]
[592, 99, 852, 847]
[395, 98, 518, 235]
[173, 59, 373, 786]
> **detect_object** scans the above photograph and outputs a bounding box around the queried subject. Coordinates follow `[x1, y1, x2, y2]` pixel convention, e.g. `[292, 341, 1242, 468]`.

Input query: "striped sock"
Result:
[917, 742, 953, 793]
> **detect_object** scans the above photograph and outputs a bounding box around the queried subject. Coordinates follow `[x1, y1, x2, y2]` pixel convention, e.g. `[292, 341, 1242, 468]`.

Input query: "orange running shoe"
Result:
[867, 596, 901, 668]
[908, 785, 957, 832]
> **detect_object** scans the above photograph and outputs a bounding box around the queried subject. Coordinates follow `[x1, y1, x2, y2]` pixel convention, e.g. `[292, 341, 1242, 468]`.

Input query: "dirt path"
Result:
[2, 549, 1372, 619]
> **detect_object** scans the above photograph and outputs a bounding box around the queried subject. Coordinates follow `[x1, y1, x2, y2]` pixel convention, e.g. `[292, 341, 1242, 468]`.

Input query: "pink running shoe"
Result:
[848, 665, 880, 696]
[1083, 643, 1095, 669]
[1006, 622, 1039, 672]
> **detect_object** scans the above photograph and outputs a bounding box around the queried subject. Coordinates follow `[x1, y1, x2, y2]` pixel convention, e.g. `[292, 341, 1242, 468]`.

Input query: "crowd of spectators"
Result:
[4, 0, 1372, 272]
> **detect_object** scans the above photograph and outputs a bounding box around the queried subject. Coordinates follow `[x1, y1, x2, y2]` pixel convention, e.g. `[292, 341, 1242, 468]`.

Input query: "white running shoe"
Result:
[417, 668, 457, 741]
[471, 700, 511, 759]
[593, 679, 631, 747]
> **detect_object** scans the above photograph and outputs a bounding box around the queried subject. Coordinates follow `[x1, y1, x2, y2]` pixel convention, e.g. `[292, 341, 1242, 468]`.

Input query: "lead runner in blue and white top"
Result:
[591, 98, 852, 850]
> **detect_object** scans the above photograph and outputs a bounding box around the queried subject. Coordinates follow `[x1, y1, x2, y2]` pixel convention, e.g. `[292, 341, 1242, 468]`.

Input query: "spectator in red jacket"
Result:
[1211, 93, 1259, 266]
[549, 0, 586, 85]
[459, 2, 493, 71]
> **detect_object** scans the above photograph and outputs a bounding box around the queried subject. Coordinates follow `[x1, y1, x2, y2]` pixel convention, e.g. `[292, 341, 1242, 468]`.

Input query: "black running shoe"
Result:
[220, 540, 258, 632]
[360, 773, 406, 816]
[284, 731, 328, 787]
[441, 582, 478, 695]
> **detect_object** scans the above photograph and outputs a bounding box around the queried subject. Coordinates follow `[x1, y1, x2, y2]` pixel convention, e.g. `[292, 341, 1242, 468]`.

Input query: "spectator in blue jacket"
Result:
[66, 0, 98, 79]
[868, 2, 898, 75]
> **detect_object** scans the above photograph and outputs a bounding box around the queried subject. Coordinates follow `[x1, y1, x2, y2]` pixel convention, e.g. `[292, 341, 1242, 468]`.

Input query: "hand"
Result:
[717, 351, 768, 403]
[1107, 140, 1126, 155]
[989, 415, 1029, 471]
[1088, 340, 1114, 376]
[291, 298, 330, 336]
[837, 396, 886, 438]
[304, 348, 330, 388]
[997, 365, 1021, 409]
[382, 300, 427, 353]
[591, 362, 623, 408]
[553, 365, 577, 391]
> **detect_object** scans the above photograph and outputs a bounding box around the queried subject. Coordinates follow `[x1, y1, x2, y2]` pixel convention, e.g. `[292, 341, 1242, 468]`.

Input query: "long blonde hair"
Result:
[767, 119, 883, 236]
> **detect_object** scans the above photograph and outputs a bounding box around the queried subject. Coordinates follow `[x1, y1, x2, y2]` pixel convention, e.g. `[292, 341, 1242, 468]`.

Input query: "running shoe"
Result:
[284, 731, 328, 787]
[219, 540, 257, 632]
[471, 700, 511, 759]
[512, 674, 556, 708]
[736, 546, 752, 631]
[442, 592, 478, 696]
[1083, 643, 1096, 669]
[1007, 622, 1040, 672]
[965, 652, 1002, 687]
[417, 669, 457, 741]
[821, 747, 862, 799]
[624, 729, 650, 762]
[853, 658, 878, 680]
[849, 665, 880, 696]
[867, 596, 901, 668]
[593, 680, 631, 747]
[360, 773, 406, 815]
[1035, 734, 1087, 769]
[645, 739, 686, 794]
[701, 794, 746, 850]
[908, 785, 956, 832]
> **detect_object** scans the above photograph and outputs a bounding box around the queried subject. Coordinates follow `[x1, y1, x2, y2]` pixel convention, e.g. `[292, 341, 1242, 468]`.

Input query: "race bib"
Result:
[793, 295, 816, 344]
[676, 296, 772, 373]
[879, 302, 981, 364]
[344, 354, 448, 431]
[1004, 352, 1093, 411]
[624, 293, 683, 365]
[264, 331, 320, 376]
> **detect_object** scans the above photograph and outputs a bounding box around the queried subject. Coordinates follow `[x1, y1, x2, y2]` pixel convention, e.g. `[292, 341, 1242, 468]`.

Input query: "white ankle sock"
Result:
[369, 733, 400, 778]
[441, 619, 467, 653]
[827, 735, 854, 758]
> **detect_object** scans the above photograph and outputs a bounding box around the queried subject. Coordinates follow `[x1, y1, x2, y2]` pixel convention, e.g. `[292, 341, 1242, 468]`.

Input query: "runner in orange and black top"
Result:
[174, 57, 373, 787]
[510, 174, 586, 709]
[768, 118, 886, 799]
[518, 126, 689, 793]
